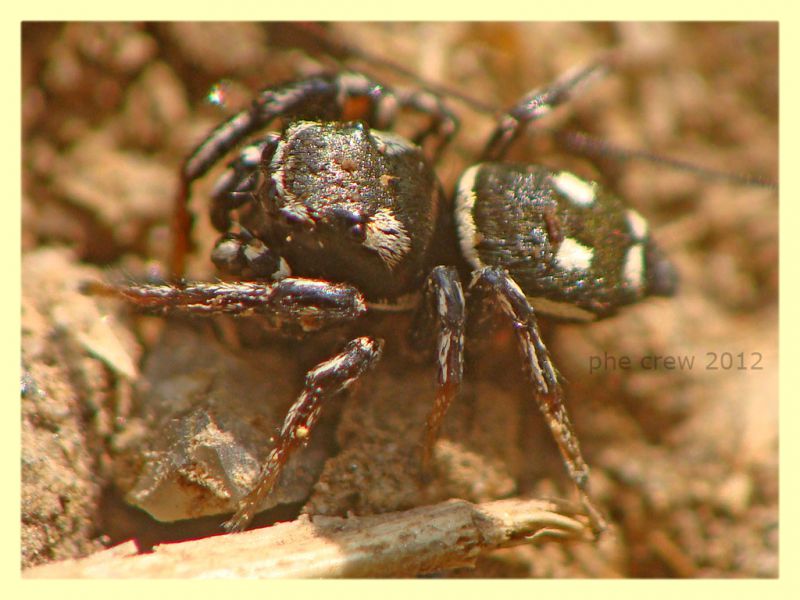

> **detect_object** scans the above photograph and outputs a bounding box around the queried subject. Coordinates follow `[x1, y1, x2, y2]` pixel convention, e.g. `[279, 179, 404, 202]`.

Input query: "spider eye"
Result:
[348, 222, 366, 242]
[332, 208, 367, 242]
[277, 207, 312, 229]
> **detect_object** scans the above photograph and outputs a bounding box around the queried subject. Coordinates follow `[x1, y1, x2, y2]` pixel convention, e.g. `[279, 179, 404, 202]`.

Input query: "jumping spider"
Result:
[90, 59, 677, 535]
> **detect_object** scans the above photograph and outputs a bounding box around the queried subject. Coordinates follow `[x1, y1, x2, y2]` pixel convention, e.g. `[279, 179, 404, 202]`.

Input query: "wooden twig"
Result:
[24, 497, 592, 578]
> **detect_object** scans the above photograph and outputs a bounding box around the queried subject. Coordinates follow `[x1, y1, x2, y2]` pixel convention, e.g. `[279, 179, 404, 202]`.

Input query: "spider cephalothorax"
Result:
[255, 120, 444, 302]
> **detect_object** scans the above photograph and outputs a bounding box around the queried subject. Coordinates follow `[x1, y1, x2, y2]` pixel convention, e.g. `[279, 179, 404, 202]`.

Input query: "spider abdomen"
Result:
[455, 163, 678, 321]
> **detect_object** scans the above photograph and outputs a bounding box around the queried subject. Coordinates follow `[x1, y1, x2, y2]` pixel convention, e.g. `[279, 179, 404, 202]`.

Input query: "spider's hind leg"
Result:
[470, 266, 607, 535]
[481, 58, 610, 162]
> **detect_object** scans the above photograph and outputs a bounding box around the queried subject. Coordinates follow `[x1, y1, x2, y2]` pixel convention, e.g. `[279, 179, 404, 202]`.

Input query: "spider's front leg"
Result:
[85, 277, 367, 335]
[223, 335, 384, 532]
[85, 275, 383, 531]
[207, 134, 280, 234]
[409, 266, 466, 474]
[470, 266, 607, 535]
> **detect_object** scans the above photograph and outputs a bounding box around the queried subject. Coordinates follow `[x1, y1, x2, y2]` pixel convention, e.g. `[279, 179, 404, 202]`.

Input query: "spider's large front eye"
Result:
[276, 207, 314, 230]
[348, 222, 366, 242]
[278, 209, 301, 226]
[333, 208, 367, 242]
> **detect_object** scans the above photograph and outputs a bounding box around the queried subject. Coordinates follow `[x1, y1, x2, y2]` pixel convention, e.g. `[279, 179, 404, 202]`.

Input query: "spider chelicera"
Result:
[88, 58, 677, 535]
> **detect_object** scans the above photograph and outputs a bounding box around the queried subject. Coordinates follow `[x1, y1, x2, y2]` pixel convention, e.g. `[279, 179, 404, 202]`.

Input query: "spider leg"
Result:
[481, 57, 611, 162]
[409, 266, 466, 474]
[209, 228, 290, 280]
[470, 266, 607, 534]
[182, 73, 403, 189]
[84, 277, 366, 335]
[395, 88, 458, 161]
[223, 336, 384, 532]
[208, 134, 280, 232]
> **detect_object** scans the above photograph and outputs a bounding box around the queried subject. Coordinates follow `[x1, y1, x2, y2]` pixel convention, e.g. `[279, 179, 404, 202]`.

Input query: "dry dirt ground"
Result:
[21, 22, 778, 577]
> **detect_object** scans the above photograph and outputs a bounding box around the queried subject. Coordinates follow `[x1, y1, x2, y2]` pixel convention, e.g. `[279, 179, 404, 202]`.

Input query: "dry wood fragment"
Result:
[24, 497, 592, 578]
